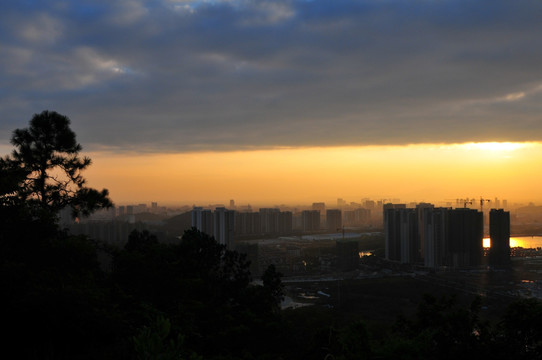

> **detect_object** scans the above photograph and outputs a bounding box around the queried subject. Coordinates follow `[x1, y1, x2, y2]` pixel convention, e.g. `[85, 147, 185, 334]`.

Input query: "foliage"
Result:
[125, 229, 159, 253]
[389, 294, 491, 359]
[1, 110, 112, 220]
[496, 297, 542, 359]
[338, 320, 372, 360]
[2, 230, 129, 359]
[0, 156, 29, 206]
[112, 228, 288, 358]
[261, 263, 285, 312]
[5, 210, 542, 359]
[133, 315, 201, 360]
[0, 113, 121, 359]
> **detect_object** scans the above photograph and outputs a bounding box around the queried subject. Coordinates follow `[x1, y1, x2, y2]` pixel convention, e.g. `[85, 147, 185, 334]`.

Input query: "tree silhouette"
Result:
[1, 110, 112, 219]
[498, 297, 542, 359]
[261, 263, 284, 312]
[388, 294, 491, 359]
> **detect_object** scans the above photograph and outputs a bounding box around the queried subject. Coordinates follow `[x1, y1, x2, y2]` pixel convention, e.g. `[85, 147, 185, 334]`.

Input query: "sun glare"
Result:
[462, 142, 528, 152]
[485, 238, 532, 248]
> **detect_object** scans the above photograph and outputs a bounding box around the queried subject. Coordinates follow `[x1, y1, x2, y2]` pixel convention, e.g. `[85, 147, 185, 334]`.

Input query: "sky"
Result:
[1, 0, 542, 206]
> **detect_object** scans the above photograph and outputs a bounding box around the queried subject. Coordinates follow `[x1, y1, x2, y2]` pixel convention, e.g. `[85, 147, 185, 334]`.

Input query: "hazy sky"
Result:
[2, 1, 542, 205]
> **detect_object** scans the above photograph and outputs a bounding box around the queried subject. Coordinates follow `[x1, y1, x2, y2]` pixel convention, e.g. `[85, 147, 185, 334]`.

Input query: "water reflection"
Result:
[483, 236, 542, 249]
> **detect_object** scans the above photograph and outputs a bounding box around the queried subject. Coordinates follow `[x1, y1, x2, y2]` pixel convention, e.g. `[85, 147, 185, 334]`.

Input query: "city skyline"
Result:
[2, 1, 542, 205]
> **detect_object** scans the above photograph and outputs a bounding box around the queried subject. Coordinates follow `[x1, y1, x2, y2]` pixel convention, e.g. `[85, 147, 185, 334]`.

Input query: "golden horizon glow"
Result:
[459, 142, 529, 152]
[78, 141, 542, 206]
[484, 237, 539, 248]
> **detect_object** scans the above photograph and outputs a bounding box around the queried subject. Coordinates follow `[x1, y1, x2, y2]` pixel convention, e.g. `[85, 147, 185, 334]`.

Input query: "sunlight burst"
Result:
[463, 142, 527, 152]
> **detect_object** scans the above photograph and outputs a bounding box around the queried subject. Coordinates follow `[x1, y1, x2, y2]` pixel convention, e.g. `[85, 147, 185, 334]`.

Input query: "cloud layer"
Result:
[2, 0, 542, 152]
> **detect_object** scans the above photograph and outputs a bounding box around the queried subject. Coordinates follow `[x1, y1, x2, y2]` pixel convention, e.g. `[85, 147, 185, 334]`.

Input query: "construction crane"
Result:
[444, 198, 469, 207]
[445, 197, 495, 209]
[448, 198, 473, 208]
[479, 197, 491, 211]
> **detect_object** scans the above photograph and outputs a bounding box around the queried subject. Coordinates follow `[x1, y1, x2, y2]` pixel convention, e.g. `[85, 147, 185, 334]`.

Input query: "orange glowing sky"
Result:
[82, 142, 542, 206]
[3, 1, 542, 208]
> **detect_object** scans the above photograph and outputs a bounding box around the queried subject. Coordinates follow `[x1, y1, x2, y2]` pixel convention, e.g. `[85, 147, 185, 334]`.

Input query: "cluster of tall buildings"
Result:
[191, 207, 235, 247]
[236, 208, 293, 236]
[343, 208, 371, 227]
[192, 206, 299, 247]
[384, 204, 510, 269]
[68, 220, 157, 247]
[117, 202, 165, 216]
[192, 205, 354, 248]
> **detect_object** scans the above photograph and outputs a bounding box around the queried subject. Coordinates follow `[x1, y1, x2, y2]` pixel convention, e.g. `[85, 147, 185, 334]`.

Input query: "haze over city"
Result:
[2, 0, 542, 205]
[5, 2, 542, 358]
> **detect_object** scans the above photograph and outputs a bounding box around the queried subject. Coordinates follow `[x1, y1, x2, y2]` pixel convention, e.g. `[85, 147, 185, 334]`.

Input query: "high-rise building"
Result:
[386, 204, 483, 268]
[384, 206, 418, 264]
[364, 200, 376, 209]
[260, 208, 280, 234]
[326, 209, 342, 232]
[312, 202, 326, 212]
[384, 203, 406, 261]
[343, 208, 371, 226]
[136, 204, 147, 214]
[192, 207, 213, 236]
[235, 211, 261, 235]
[302, 210, 320, 231]
[214, 207, 235, 248]
[423, 207, 448, 268]
[234, 209, 292, 236]
[489, 209, 510, 268]
[416, 203, 434, 260]
[447, 208, 483, 267]
[399, 208, 418, 264]
[278, 211, 293, 234]
[424, 208, 483, 268]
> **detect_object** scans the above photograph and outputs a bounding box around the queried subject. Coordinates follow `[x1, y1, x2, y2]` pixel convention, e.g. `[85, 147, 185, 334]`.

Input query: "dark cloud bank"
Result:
[1, 0, 542, 153]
